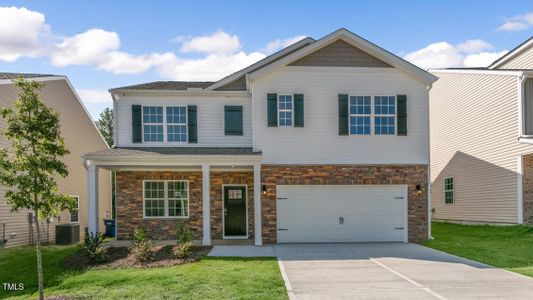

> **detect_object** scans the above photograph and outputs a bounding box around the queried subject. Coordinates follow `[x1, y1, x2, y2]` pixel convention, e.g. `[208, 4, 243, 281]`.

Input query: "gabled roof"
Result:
[488, 36, 533, 69]
[110, 81, 214, 92]
[248, 28, 438, 85]
[206, 37, 315, 90]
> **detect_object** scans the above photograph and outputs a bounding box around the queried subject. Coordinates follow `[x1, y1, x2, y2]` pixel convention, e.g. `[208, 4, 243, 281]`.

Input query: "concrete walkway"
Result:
[209, 243, 533, 300]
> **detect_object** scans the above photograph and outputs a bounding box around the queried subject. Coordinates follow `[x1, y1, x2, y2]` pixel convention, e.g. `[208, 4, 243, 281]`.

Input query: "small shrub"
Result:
[176, 222, 192, 244]
[129, 228, 154, 263]
[174, 241, 193, 259]
[83, 228, 108, 263]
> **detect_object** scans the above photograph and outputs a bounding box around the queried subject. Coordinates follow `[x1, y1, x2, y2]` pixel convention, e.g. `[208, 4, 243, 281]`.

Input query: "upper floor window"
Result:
[278, 95, 293, 126]
[143, 106, 163, 142]
[166, 106, 187, 142]
[444, 177, 454, 204]
[349, 96, 371, 135]
[374, 96, 396, 135]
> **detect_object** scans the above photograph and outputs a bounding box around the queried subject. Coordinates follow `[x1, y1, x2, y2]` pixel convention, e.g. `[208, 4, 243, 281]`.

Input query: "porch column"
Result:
[202, 164, 211, 245]
[253, 163, 262, 245]
[87, 164, 99, 234]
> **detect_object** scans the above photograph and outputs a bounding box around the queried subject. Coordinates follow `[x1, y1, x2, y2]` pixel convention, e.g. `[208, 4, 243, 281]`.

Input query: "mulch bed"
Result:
[62, 245, 212, 270]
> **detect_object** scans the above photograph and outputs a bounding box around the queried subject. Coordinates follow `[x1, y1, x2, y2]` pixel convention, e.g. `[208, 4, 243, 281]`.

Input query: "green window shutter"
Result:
[338, 94, 349, 135]
[187, 105, 198, 143]
[267, 93, 278, 127]
[294, 94, 304, 127]
[131, 105, 142, 143]
[397, 95, 407, 136]
[224, 106, 243, 135]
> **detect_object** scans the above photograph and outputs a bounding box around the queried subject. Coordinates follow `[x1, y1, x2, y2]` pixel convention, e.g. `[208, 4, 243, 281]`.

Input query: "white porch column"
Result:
[253, 163, 262, 245]
[87, 164, 100, 234]
[202, 164, 211, 245]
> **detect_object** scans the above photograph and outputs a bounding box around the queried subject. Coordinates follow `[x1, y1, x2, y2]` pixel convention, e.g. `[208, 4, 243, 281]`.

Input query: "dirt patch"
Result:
[62, 245, 211, 270]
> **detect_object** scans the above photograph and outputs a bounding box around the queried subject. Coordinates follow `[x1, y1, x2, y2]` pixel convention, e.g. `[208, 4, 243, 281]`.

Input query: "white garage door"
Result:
[276, 185, 408, 243]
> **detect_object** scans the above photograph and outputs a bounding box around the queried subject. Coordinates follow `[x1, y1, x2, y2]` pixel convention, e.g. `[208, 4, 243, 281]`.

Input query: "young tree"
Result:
[0, 78, 76, 300]
[97, 107, 113, 147]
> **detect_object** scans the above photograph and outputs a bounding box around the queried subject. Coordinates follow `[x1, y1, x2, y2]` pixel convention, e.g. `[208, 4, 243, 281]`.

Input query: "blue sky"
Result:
[0, 0, 532, 120]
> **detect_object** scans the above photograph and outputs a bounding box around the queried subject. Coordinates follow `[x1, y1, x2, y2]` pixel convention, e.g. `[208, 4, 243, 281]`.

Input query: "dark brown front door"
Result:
[223, 186, 247, 237]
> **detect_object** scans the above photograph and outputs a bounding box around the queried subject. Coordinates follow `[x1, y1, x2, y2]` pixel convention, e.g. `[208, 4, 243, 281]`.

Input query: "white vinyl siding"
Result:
[116, 94, 252, 147]
[430, 71, 533, 223]
[498, 46, 533, 70]
[252, 66, 429, 164]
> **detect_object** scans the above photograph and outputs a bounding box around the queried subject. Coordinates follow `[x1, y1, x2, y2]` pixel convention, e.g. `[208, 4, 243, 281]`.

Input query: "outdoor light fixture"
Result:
[262, 184, 267, 195]
[416, 183, 422, 196]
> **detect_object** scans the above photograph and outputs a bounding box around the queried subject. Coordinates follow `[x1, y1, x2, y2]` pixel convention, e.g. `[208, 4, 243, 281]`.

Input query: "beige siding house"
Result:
[0, 73, 111, 248]
[430, 37, 533, 225]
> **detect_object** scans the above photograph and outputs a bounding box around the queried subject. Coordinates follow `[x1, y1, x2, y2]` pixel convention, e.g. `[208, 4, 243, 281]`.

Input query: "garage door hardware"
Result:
[339, 216, 344, 224]
[395, 227, 404, 230]
[394, 197, 404, 199]
[278, 228, 288, 231]
[277, 197, 288, 200]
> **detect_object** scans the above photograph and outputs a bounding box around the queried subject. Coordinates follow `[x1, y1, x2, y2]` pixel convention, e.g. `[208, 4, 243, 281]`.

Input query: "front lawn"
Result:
[0, 245, 287, 300]
[424, 222, 533, 277]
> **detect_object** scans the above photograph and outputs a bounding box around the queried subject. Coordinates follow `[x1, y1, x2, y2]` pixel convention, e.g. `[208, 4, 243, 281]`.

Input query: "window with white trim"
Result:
[374, 96, 396, 135]
[166, 106, 187, 142]
[444, 177, 454, 204]
[70, 196, 79, 223]
[144, 181, 189, 218]
[143, 106, 163, 142]
[349, 96, 371, 135]
[278, 95, 293, 126]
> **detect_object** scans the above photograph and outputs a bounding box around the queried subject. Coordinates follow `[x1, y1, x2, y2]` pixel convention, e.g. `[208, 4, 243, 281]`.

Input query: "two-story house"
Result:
[82, 28, 437, 245]
[430, 37, 533, 225]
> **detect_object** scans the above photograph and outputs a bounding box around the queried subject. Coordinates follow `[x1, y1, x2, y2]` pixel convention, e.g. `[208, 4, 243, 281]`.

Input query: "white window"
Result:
[166, 106, 187, 142]
[444, 177, 454, 204]
[349, 96, 371, 135]
[374, 96, 396, 135]
[70, 196, 79, 223]
[278, 95, 293, 126]
[143, 106, 163, 142]
[143, 181, 189, 218]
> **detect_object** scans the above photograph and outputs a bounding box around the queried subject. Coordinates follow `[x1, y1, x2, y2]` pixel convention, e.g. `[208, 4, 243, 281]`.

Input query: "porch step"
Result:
[212, 239, 254, 246]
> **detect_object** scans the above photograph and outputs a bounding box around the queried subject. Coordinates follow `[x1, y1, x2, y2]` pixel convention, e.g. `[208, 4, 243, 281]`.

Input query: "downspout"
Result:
[517, 72, 527, 224]
[427, 82, 434, 240]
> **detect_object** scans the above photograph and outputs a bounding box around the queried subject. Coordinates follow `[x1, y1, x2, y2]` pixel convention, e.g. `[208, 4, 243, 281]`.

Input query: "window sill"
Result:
[143, 216, 189, 220]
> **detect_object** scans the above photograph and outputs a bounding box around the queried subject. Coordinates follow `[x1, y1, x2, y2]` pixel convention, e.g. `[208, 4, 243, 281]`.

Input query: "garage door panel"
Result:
[276, 185, 407, 243]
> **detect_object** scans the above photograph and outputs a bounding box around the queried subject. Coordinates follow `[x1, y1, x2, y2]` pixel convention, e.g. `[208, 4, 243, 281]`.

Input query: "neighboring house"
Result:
[0, 73, 111, 248]
[82, 28, 437, 245]
[430, 37, 533, 225]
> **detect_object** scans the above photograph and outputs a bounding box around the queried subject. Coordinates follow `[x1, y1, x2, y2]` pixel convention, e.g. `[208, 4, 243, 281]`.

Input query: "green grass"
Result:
[424, 222, 533, 277]
[0, 246, 287, 300]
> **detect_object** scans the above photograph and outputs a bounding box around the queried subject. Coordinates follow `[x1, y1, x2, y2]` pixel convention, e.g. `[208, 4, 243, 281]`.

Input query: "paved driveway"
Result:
[275, 243, 533, 300]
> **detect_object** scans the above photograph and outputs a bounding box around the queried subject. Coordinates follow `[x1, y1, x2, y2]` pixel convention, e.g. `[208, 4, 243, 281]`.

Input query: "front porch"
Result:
[82, 147, 263, 246]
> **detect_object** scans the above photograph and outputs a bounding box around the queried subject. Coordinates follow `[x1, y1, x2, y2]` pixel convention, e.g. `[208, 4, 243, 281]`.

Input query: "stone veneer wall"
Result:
[115, 171, 255, 241]
[116, 171, 203, 240]
[522, 155, 533, 225]
[260, 165, 429, 244]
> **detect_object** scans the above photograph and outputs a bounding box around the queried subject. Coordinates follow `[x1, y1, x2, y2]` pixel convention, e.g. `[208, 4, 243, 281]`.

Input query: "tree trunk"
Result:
[34, 210, 45, 300]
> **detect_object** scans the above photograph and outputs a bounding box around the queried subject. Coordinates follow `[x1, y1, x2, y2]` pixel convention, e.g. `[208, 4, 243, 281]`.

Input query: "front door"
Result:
[223, 186, 247, 237]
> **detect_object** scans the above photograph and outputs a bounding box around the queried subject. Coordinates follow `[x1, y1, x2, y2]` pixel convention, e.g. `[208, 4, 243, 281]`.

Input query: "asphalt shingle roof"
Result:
[84, 147, 261, 158]
[110, 81, 215, 91]
[0, 72, 59, 80]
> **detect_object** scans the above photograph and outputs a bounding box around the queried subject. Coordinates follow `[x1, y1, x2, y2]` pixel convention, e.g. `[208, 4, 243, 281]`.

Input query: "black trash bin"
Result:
[55, 223, 80, 245]
[103, 219, 116, 237]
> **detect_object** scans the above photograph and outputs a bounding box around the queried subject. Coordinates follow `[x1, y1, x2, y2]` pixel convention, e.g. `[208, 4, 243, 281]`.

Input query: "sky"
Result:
[0, 0, 532, 120]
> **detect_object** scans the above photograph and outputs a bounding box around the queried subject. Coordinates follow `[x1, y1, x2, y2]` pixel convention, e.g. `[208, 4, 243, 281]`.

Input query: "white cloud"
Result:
[404, 40, 508, 69]
[51, 29, 119, 67]
[0, 6, 50, 62]
[262, 35, 308, 54]
[496, 12, 533, 32]
[77, 88, 112, 104]
[179, 30, 241, 55]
